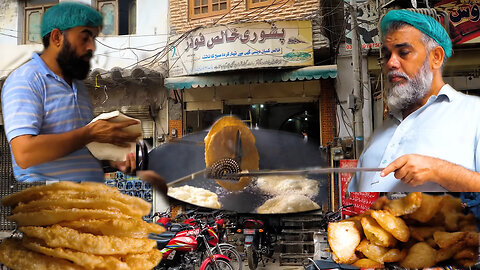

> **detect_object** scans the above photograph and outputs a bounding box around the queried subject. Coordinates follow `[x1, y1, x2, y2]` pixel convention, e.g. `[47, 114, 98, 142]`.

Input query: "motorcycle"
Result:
[240, 217, 276, 270]
[150, 221, 234, 270]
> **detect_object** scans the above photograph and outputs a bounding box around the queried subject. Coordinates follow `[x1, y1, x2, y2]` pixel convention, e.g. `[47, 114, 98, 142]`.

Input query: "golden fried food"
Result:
[19, 225, 157, 255]
[407, 193, 443, 223]
[352, 258, 384, 269]
[464, 232, 479, 247]
[360, 216, 397, 247]
[22, 238, 162, 270]
[384, 192, 422, 216]
[22, 238, 130, 270]
[410, 226, 445, 242]
[0, 239, 83, 270]
[440, 195, 463, 231]
[355, 239, 388, 263]
[381, 248, 407, 263]
[433, 231, 467, 249]
[58, 218, 165, 238]
[8, 208, 131, 226]
[371, 210, 410, 242]
[13, 197, 146, 218]
[435, 241, 465, 263]
[453, 248, 477, 260]
[206, 125, 259, 191]
[168, 185, 221, 209]
[1, 181, 112, 206]
[327, 221, 362, 264]
[256, 194, 320, 214]
[255, 175, 319, 196]
[204, 115, 244, 150]
[370, 196, 388, 210]
[400, 242, 436, 269]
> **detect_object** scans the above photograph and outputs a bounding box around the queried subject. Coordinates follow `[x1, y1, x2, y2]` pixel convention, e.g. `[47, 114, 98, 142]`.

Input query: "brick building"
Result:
[165, 0, 340, 147]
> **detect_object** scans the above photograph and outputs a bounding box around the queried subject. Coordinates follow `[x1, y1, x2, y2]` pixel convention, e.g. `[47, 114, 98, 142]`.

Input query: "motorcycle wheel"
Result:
[212, 244, 243, 270]
[246, 246, 258, 270]
[203, 257, 234, 270]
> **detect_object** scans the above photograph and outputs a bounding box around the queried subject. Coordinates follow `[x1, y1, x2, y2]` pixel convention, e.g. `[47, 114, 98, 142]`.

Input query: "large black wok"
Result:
[147, 129, 330, 214]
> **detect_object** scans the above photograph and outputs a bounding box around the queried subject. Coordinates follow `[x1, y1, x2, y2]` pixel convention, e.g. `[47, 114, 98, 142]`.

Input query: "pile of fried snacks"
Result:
[328, 193, 479, 269]
[0, 181, 165, 270]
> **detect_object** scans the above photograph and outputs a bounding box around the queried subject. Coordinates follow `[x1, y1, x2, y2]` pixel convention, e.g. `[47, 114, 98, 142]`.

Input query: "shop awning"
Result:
[164, 65, 337, 90]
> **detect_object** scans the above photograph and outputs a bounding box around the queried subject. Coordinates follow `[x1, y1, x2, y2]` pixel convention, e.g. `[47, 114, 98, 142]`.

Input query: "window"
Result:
[24, 0, 58, 44]
[247, 0, 292, 9]
[96, 0, 136, 36]
[189, 0, 229, 20]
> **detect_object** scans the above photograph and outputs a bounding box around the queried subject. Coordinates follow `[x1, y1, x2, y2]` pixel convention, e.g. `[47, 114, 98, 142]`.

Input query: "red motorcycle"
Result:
[241, 218, 276, 270]
[150, 220, 234, 270]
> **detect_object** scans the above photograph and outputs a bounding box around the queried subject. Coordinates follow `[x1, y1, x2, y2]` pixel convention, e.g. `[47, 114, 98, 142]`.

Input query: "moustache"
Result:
[387, 71, 409, 82]
[82, 51, 93, 61]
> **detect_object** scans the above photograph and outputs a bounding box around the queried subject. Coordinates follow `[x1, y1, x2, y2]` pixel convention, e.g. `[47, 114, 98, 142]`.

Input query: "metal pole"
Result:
[349, 0, 364, 158]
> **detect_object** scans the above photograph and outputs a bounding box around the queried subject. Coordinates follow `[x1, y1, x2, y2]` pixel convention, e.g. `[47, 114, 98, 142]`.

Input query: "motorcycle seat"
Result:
[169, 223, 190, 232]
[155, 237, 171, 250]
[149, 231, 177, 240]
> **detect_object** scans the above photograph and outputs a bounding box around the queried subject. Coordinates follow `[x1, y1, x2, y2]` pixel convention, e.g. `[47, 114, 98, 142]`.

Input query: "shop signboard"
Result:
[339, 159, 379, 218]
[168, 20, 313, 77]
[435, 0, 480, 44]
[344, 0, 381, 50]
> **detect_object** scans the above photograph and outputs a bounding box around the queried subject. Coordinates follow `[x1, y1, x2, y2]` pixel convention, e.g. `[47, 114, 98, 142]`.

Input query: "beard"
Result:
[386, 58, 433, 116]
[56, 39, 93, 80]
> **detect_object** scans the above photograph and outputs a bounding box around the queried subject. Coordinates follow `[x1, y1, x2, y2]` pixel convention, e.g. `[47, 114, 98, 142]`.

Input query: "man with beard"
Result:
[349, 9, 480, 192]
[1, 2, 166, 192]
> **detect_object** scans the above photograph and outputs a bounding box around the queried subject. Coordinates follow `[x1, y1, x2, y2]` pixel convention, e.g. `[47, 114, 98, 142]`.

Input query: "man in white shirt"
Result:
[349, 9, 480, 192]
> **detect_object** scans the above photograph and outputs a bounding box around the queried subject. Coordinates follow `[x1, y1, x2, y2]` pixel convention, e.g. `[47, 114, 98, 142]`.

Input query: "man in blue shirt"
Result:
[349, 10, 480, 192]
[1, 2, 166, 192]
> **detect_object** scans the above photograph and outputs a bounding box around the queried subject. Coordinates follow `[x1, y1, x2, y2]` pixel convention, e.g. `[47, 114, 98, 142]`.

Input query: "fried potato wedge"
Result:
[8, 208, 131, 226]
[433, 231, 467, 249]
[206, 125, 259, 191]
[407, 193, 443, 223]
[360, 216, 397, 247]
[19, 225, 157, 255]
[0, 239, 83, 270]
[356, 239, 388, 263]
[58, 218, 165, 238]
[371, 210, 410, 242]
[370, 196, 389, 210]
[384, 192, 422, 216]
[410, 226, 445, 242]
[352, 258, 384, 269]
[400, 242, 436, 269]
[327, 221, 362, 264]
[435, 240, 465, 263]
[453, 248, 477, 260]
[381, 248, 407, 263]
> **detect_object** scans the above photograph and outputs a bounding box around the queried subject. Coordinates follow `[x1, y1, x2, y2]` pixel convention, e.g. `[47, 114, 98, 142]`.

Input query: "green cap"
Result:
[41, 2, 103, 37]
[380, 9, 453, 58]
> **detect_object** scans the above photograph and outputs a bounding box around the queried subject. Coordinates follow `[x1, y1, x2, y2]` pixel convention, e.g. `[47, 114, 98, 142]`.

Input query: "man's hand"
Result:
[86, 119, 141, 147]
[137, 170, 168, 195]
[110, 152, 136, 174]
[380, 154, 441, 186]
[381, 154, 480, 191]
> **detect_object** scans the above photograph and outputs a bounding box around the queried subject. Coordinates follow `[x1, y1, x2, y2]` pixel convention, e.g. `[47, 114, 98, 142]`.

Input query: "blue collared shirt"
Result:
[349, 84, 480, 192]
[1, 53, 104, 182]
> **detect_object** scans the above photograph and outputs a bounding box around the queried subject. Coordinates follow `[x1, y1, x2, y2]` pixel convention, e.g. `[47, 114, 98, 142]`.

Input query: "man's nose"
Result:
[385, 54, 400, 70]
[87, 38, 96, 52]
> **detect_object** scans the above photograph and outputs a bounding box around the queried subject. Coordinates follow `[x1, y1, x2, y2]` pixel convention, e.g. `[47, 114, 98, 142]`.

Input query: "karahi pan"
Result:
[147, 129, 330, 214]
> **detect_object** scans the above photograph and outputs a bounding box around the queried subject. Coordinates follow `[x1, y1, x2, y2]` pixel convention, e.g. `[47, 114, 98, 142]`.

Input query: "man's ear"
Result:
[49, 28, 63, 48]
[430, 46, 445, 70]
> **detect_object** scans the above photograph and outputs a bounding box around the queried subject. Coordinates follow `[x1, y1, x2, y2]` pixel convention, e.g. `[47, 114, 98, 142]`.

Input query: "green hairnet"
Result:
[380, 9, 452, 58]
[41, 2, 103, 37]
